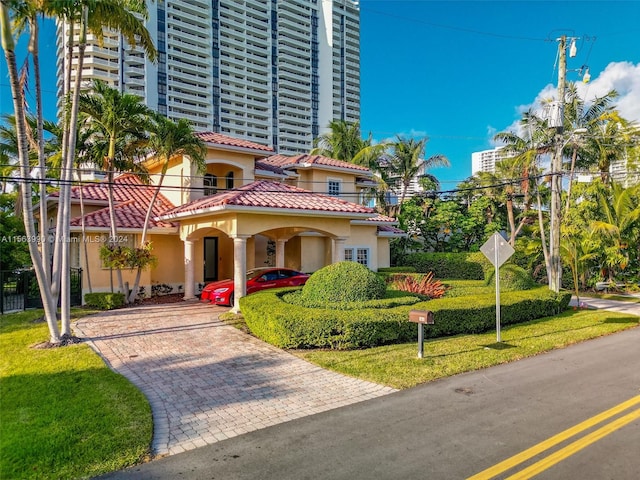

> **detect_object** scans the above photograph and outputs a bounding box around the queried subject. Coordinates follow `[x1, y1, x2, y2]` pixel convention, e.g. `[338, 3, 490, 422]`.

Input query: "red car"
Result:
[200, 267, 310, 306]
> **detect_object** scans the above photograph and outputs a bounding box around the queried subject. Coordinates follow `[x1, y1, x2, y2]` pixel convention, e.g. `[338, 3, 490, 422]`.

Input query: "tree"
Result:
[562, 84, 618, 213]
[79, 79, 152, 300]
[590, 182, 640, 281]
[386, 136, 449, 215]
[1, 0, 60, 342]
[126, 115, 206, 303]
[311, 120, 386, 168]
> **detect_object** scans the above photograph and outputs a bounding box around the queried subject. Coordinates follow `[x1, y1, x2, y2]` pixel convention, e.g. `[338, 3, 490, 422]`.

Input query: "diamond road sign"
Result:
[480, 232, 515, 268]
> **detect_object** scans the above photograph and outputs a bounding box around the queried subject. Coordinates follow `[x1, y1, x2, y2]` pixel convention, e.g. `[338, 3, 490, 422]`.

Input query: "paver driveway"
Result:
[73, 301, 397, 456]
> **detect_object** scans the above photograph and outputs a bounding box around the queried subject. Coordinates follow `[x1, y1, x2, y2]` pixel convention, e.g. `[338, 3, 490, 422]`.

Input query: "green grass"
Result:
[295, 309, 639, 390]
[0, 309, 153, 480]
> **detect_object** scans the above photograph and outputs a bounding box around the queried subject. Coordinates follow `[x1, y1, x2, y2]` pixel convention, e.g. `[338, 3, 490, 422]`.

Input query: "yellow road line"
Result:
[467, 394, 640, 480]
[505, 408, 640, 479]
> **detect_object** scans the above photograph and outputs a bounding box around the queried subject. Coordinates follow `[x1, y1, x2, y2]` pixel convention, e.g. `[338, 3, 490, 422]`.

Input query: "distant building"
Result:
[56, 0, 360, 154]
[471, 147, 508, 175]
[610, 156, 639, 186]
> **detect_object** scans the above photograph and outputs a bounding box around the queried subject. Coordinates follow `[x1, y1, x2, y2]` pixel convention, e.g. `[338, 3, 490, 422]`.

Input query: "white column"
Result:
[183, 239, 196, 300]
[333, 237, 347, 264]
[231, 235, 250, 313]
[275, 239, 286, 267]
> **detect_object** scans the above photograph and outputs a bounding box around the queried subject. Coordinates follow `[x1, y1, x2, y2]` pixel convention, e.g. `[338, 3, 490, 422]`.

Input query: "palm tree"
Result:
[79, 79, 152, 299]
[311, 120, 386, 168]
[1, 1, 60, 342]
[563, 85, 619, 211]
[386, 136, 449, 215]
[591, 182, 640, 281]
[126, 115, 206, 303]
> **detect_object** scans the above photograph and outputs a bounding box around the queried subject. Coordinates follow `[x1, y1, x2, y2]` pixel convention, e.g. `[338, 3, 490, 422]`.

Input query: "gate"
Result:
[1, 268, 83, 314]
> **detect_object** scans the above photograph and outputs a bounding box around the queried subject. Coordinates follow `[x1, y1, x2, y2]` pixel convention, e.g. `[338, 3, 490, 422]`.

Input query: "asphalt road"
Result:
[101, 322, 640, 480]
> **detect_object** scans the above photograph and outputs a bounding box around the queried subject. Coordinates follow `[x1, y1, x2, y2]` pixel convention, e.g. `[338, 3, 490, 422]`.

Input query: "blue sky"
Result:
[2, 1, 640, 188]
[360, 0, 640, 186]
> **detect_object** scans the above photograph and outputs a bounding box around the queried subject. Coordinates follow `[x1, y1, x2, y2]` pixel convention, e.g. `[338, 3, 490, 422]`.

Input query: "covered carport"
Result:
[157, 180, 377, 312]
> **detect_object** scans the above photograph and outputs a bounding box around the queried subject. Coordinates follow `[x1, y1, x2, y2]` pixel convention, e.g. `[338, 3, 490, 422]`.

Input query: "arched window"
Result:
[204, 174, 217, 196]
[225, 171, 234, 190]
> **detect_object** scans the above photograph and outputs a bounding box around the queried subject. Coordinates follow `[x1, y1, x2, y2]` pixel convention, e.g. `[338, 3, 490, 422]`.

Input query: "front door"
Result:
[204, 237, 218, 282]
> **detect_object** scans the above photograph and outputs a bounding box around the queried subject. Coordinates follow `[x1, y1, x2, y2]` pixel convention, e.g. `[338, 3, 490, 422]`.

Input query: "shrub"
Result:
[403, 252, 485, 280]
[240, 286, 571, 350]
[388, 272, 447, 299]
[84, 292, 125, 310]
[283, 289, 421, 310]
[378, 266, 417, 273]
[300, 261, 386, 304]
[485, 264, 535, 291]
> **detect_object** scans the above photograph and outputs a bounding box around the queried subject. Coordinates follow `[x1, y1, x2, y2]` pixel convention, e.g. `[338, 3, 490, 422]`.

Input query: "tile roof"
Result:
[195, 132, 274, 152]
[160, 180, 376, 218]
[377, 225, 406, 235]
[254, 160, 288, 176]
[260, 154, 371, 173]
[55, 174, 177, 230]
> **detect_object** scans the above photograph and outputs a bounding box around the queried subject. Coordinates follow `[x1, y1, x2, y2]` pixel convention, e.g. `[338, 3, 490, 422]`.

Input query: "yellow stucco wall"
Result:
[296, 169, 357, 196]
[346, 225, 380, 271]
[299, 236, 332, 273]
[377, 237, 391, 269]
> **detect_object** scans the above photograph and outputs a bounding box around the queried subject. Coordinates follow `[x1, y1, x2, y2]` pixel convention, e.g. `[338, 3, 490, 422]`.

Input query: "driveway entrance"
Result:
[74, 301, 396, 456]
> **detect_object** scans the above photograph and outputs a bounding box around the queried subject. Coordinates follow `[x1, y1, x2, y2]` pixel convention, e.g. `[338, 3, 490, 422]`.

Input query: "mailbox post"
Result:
[409, 310, 434, 358]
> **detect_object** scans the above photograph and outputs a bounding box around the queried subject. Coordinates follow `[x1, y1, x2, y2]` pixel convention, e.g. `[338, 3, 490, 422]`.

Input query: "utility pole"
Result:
[549, 35, 567, 293]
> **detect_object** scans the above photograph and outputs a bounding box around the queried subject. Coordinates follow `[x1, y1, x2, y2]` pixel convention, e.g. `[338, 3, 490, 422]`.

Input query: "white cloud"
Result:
[497, 61, 640, 141]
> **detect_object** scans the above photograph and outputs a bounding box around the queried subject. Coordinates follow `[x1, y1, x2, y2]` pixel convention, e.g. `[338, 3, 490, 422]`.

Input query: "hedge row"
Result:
[84, 292, 125, 310]
[239, 286, 571, 350]
[402, 252, 488, 280]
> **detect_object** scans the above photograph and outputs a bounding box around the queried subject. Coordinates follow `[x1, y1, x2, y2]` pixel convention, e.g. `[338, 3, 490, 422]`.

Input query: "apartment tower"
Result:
[56, 0, 360, 154]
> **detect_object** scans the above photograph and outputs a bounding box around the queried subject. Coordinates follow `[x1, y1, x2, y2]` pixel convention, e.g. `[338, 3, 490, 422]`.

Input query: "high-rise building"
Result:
[471, 146, 508, 175]
[56, 0, 360, 154]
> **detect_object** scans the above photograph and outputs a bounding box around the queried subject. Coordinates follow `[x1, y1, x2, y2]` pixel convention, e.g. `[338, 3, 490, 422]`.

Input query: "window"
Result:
[328, 179, 341, 196]
[225, 171, 234, 190]
[344, 247, 369, 267]
[204, 174, 217, 195]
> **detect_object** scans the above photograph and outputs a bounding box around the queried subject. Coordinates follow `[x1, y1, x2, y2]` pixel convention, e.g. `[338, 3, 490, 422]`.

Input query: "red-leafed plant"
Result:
[389, 272, 447, 299]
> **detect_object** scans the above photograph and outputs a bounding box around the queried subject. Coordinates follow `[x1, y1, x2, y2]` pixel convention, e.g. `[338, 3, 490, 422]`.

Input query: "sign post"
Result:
[480, 232, 515, 342]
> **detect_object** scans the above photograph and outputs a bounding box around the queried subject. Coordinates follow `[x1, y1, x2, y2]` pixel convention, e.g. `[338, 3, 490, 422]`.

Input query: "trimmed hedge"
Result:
[300, 261, 386, 304]
[84, 292, 126, 310]
[283, 290, 421, 310]
[239, 286, 571, 350]
[485, 264, 535, 291]
[403, 252, 486, 280]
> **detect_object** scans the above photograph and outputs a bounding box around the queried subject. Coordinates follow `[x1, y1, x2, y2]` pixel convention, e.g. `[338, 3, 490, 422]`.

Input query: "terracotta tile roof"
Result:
[260, 154, 371, 173]
[254, 160, 288, 176]
[377, 225, 406, 235]
[161, 180, 376, 218]
[366, 213, 397, 223]
[55, 174, 177, 230]
[195, 132, 274, 152]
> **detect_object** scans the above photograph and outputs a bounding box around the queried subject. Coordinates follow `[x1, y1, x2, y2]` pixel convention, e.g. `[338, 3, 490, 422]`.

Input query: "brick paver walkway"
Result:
[73, 301, 397, 456]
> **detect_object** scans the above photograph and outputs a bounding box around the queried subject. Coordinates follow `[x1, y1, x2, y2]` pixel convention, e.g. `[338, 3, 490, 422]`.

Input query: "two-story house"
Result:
[54, 133, 403, 310]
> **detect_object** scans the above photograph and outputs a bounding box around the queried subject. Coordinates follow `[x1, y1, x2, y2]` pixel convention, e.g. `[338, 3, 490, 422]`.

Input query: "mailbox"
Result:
[409, 310, 434, 325]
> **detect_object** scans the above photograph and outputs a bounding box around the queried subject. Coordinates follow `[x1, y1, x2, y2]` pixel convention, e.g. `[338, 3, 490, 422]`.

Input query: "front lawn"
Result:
[295, 308, 639, 389]
[0, 309, 153, 480]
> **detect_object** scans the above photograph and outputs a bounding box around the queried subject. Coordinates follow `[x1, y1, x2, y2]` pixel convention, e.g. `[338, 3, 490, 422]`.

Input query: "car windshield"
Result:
[246, 268, 271, 281]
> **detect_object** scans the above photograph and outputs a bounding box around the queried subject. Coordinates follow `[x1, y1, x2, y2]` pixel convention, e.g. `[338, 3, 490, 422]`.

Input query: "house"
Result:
[51, 133, 403, 311]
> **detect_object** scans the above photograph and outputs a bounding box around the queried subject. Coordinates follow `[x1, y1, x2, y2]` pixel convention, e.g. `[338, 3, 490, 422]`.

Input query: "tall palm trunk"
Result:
[59, 6, 89, 334]
[1, 3, 60, 343]
[128, 165, 167, 303]
[107, 136, 126, 298]
[29, 14, 51, 285]
[78, 169, 92, 293]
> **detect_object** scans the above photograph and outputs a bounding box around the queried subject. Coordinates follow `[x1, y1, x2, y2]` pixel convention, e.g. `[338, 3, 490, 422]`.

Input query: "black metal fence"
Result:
[1, 268, 83, 314]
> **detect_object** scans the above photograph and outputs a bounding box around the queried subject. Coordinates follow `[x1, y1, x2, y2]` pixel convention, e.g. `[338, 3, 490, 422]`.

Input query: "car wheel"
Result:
[228, 293, 234, 307]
